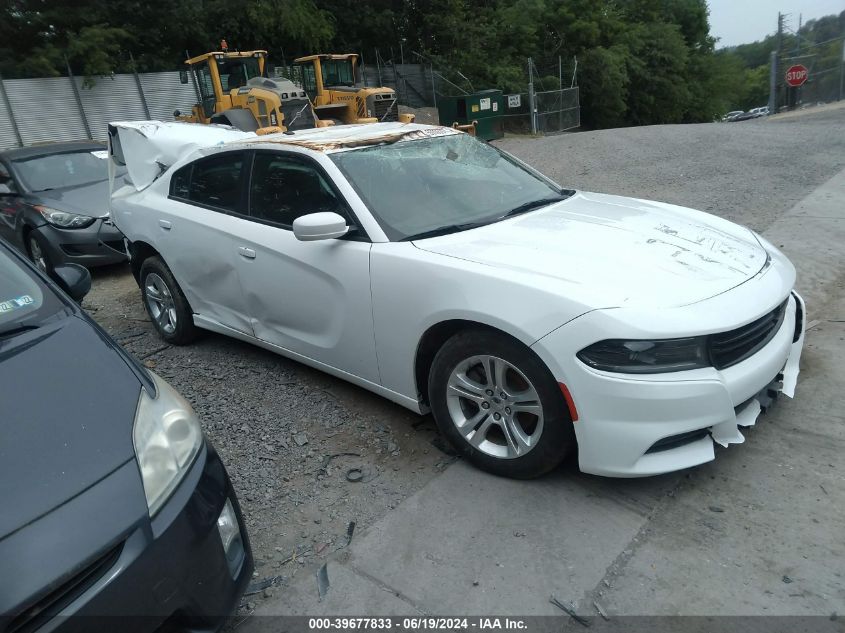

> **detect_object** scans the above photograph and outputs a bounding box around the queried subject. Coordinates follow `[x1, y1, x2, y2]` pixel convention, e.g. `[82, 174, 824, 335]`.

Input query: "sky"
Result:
[708, 0, 845, 48]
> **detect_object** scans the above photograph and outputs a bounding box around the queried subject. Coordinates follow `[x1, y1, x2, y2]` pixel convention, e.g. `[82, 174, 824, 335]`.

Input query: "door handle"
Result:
[238, 247, 256, 259]
[158, 219, 171, 230]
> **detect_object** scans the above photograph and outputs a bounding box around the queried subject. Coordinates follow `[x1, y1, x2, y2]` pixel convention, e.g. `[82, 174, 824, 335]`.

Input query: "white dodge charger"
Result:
[108, 121, 804, 478]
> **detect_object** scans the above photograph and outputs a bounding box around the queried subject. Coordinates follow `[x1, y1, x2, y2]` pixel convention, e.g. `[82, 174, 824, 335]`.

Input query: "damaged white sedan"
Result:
[108, 121, 805, 478]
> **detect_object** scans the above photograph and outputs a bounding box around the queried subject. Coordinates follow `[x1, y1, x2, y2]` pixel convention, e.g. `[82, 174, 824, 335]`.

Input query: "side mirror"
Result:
[53, 264, 91, 302]
[292, 212, 349, 242]
[0, 183, 15, 195]
[179, 70, 189, 85]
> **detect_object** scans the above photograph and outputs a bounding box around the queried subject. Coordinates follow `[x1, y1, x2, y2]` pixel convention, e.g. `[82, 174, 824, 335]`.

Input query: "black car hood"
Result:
[29, 179, 110, 218]
[0, 314, 141, 539]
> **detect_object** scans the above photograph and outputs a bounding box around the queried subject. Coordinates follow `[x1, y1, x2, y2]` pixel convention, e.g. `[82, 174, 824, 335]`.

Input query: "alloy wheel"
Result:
[144, 272, 178, 334]
[445, 354, 544, 459]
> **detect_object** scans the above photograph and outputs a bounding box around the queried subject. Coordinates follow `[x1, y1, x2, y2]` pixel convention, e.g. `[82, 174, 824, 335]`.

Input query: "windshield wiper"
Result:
[500, 195, 569, 220]
[400, 221, 490, 242]
[0, 323, 40, 339]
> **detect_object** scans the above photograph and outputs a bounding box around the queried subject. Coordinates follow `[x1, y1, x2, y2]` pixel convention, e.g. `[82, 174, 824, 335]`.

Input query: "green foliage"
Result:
[1, 0, 841, 128]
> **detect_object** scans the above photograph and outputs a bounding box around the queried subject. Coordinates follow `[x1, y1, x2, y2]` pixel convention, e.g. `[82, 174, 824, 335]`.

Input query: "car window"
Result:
[249, 153, 345, 228]
[170, 164, 191, 199]
[12, 150, 109, 192]
[0, 248, 65, 334]
[188, 152, 245, 211]
[0, 163, 17, 193]
[330, 133, 563, 241]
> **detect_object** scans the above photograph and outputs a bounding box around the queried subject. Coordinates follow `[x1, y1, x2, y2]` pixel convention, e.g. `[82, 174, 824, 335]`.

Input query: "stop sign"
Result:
[785, 64, 808, 87]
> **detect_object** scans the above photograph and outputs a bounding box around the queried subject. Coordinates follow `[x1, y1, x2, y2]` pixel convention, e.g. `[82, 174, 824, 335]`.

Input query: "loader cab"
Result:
[216, 55, 264, 91]
[183, 51, 268, 121]
[293, 54, 360, 103]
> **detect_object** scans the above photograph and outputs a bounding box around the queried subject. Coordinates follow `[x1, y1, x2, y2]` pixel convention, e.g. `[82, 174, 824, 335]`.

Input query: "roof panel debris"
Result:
[240, 122, 460, 152]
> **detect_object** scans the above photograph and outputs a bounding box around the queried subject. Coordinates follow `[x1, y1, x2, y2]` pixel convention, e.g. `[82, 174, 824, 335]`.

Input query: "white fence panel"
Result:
[4, 77, 88, 146]
[0, 82, 19, 150]
[76, 75, 147, 141]
[139, 71, 197, 122]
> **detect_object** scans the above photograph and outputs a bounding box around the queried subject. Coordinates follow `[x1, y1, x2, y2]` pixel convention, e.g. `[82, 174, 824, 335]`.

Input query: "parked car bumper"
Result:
[14, 441, 253, 633]
[533, 292, 805, 477]
[33, 218, 127, 267]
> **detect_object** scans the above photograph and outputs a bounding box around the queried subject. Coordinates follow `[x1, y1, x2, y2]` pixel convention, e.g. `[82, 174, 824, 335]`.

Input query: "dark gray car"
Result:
[0, 237, 253, 630]
[0, 141, 127, 274]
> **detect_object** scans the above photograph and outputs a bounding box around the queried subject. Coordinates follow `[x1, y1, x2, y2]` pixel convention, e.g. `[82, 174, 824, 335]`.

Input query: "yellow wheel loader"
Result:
[176, 48, 323, 133]
[293, 54, 415, 125]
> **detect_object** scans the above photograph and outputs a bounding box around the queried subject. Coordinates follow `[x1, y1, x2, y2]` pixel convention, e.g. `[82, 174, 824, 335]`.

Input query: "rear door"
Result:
[232, 150, 379, 383]
[153, 151, 254, 334]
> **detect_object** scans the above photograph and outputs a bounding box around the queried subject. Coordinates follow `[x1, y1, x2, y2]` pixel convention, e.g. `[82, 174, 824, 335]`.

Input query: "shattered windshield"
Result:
[329, 134, 567, 241]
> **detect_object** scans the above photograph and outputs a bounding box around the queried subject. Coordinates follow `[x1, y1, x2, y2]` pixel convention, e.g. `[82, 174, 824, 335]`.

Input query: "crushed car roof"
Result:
[239, 122, 460, 153]
[108, 120, 461, 192]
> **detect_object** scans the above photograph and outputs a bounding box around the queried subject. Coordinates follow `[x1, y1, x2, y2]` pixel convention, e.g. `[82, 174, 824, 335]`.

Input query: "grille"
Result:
[6, 543, 123, 633]
[373, 98, 398, 122]
[709, 300, 788, 369]
[645, 428, 710, 454]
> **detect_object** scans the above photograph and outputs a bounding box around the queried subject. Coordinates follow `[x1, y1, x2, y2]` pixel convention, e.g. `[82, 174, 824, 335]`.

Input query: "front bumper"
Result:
[13, 442, 253, 633]
[533, 292, 805, 477]
[33, 218, 127, 268]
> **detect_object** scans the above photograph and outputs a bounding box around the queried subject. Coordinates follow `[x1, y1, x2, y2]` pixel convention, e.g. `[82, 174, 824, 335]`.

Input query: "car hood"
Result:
[29, 178, 110, 218]
[413, 191, 769, 309]
[0, 314, 141, 539]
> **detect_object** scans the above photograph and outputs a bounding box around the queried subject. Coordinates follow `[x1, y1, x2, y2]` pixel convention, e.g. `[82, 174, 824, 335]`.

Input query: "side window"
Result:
[194, 61, 217, 119]
[188, 153, 245, 212]
[301, 64, 317, 101]
[170, 164, 191, 199]
[249, 153, 344, 228]
[0, 163, 16, 193]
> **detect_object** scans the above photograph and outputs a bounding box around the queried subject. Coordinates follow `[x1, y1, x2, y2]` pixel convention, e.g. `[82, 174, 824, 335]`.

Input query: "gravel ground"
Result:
[497, 102, 845, 232]
[83, 104, 845, 612]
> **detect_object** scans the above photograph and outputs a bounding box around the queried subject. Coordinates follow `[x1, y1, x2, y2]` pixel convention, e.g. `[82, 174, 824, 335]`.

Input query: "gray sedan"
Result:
[0, 141, 127, 274]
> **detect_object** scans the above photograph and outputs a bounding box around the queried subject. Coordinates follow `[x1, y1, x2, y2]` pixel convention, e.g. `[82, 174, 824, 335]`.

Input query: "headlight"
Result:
[133, 372, 203, 516]
[577, 337, 709, 373]
[34, 205, 96, 229]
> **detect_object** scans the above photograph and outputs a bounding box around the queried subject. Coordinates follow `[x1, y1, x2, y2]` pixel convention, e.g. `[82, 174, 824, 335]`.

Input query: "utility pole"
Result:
[528, 57, 536, 135]
[769, 12, 785, 113]
[840, 35, 845, 101]
[795, 14, 802, 106]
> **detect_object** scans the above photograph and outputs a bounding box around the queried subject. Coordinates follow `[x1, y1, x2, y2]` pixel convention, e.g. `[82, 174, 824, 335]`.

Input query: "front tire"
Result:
[27, 231, 52, 275]
[428, 329, 575, 479]
[139, 256, 197, 345]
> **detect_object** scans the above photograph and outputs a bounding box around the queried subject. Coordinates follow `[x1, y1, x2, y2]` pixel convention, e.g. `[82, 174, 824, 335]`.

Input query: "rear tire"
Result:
[139, 256, 197, 345]
[428, 329, 575, 479]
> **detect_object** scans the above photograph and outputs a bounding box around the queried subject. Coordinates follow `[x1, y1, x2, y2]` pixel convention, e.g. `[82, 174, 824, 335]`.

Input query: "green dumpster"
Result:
[437, 89, 504, 141]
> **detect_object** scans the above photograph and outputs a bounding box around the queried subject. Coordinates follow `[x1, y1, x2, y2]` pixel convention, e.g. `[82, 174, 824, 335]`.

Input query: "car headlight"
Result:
[34, 205, 96, 229]
[133, 372, 203, 516]
[577, 337, 709, 373]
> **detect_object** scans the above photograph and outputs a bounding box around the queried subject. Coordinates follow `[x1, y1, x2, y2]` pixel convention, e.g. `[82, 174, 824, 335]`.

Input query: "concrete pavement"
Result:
[242, 166, 845, 622]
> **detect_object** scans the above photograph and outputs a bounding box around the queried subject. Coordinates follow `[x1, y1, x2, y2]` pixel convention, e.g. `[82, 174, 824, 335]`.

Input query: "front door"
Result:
[232, 151, 379, 383]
